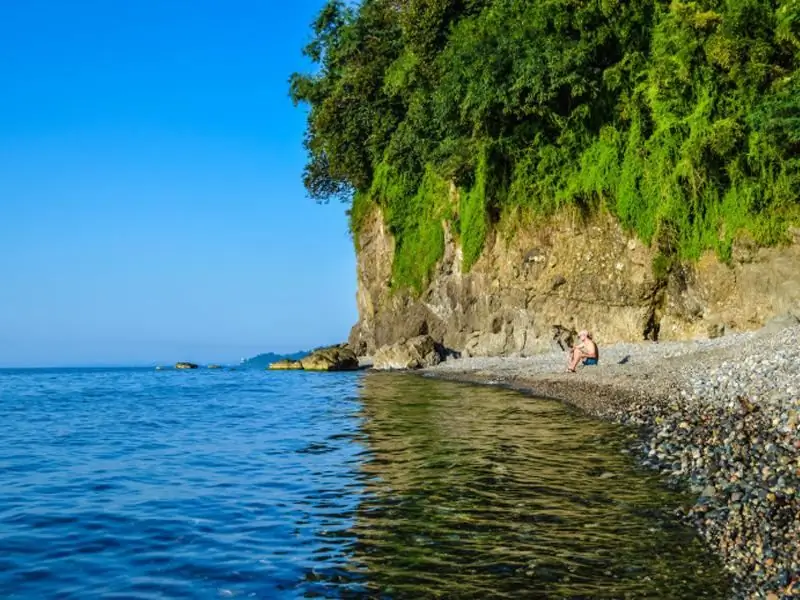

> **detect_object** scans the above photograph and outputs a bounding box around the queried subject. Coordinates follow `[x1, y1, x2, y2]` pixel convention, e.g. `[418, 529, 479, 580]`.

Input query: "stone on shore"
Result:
[268, 359, 304, 370]
[373, 335, 444, 370]
[759, 311, 800, 336]
[300, 345, 359, 371]
[175, 362, 198, 370]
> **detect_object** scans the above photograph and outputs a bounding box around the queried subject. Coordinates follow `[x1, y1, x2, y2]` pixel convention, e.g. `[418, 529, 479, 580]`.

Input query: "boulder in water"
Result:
[300, 345, 359, 371]
[268, 359, 304, 370]
[175, 362, 199, 370]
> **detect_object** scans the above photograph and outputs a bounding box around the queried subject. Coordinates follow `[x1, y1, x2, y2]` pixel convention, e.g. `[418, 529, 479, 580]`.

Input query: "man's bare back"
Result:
[577, 338, 597, 358]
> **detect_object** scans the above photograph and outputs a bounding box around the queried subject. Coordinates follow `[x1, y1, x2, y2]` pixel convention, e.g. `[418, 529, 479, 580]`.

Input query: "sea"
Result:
[0, 367, 730, 598]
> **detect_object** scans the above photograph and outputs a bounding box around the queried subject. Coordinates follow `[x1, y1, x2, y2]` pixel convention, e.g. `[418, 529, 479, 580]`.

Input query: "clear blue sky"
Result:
[0, 0, 358, 367]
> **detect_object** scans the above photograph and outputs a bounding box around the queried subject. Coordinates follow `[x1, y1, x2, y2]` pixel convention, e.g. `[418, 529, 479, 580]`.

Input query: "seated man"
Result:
[567, 330, 598, 372]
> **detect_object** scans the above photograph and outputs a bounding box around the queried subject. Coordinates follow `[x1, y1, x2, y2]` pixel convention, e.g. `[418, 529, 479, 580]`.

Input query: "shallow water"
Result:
[0, 368, 728, 598]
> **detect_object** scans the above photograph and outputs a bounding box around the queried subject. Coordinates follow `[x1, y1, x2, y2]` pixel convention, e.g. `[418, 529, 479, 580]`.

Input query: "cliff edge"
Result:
[349, 207, 800, 357]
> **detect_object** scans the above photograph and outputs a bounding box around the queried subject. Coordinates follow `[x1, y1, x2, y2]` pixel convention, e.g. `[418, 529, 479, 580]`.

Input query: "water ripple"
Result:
[0, 368, 728, 598]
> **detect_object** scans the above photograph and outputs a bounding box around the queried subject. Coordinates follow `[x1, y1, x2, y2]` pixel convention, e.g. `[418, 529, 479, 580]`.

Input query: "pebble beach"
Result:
[424, 321, 800, 599]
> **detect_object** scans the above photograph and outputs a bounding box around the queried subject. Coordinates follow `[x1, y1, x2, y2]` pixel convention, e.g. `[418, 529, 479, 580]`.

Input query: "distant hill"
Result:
[240, 350, 309, 369]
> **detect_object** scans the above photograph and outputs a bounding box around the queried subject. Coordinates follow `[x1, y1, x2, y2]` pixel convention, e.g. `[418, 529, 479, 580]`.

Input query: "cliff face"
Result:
[349, 207, 800, 357]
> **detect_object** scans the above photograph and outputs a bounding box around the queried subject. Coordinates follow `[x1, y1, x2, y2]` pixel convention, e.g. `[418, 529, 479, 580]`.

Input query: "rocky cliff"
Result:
[349, 207, 800, 357]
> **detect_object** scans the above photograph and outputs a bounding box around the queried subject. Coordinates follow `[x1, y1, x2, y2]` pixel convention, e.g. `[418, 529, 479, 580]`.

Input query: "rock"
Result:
[373, 335, 444, 370]
[706, 321, 726, 339]
[760, 312, 800, 336]
[268, 359, 304, 370]
[348, 332, 368, 357]
[350, 204, 800, 356]
[700, 484, 716, 498]
[207, 364, 222, 369]
[463, 329, 511, 357]
[175, 362, 198, 369]
[550, 275, 567, 291]
[300, 345, 359, 372]
[551, 324, 576, 352]
[523, 248, 546, 264]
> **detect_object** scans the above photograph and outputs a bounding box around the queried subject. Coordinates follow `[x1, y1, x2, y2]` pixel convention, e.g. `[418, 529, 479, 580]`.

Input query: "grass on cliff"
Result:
[459, 148, 491, 272]
[353, 148, 497, 290]
[369, 163, 452, 294]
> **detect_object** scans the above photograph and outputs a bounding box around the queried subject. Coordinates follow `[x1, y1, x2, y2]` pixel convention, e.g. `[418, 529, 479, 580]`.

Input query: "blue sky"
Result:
[0, 1, 358, 367]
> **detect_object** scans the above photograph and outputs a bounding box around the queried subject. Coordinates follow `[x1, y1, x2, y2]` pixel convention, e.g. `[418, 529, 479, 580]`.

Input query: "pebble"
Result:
[428, 323, 800, 599]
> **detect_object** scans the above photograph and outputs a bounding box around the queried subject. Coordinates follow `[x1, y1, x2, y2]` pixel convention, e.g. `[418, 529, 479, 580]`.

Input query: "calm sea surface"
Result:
[0, 368, 729, 598]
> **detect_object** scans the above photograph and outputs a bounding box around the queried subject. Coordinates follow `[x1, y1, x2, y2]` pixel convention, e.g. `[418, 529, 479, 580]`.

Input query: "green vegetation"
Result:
[241, 351, 309, 369]
[291, 0, 800, 293]
[375, 164, 452, 293]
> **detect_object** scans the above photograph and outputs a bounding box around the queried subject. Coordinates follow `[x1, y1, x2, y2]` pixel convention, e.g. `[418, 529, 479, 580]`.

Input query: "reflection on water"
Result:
[0, 368, 728, 598]
[336, 373, 729, 599]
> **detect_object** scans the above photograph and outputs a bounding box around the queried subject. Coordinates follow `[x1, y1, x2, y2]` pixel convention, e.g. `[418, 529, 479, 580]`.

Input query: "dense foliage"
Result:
[291, 0, 800, 293]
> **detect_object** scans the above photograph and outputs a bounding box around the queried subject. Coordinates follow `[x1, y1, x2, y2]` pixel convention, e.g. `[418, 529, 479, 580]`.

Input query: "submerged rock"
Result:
[373, 335, 444, 370]
[300, 345, 359, 372]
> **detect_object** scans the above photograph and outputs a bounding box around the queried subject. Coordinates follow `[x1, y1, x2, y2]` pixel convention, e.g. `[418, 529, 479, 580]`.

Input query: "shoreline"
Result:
[421, 324, 800, 599]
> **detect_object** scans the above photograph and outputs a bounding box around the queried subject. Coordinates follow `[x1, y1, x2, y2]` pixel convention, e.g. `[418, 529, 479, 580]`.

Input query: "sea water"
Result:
[0, 367, 729, 598]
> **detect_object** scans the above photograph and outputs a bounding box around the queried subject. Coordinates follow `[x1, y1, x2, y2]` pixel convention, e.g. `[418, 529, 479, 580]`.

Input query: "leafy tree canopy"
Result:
[292, 0, 800, 293]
